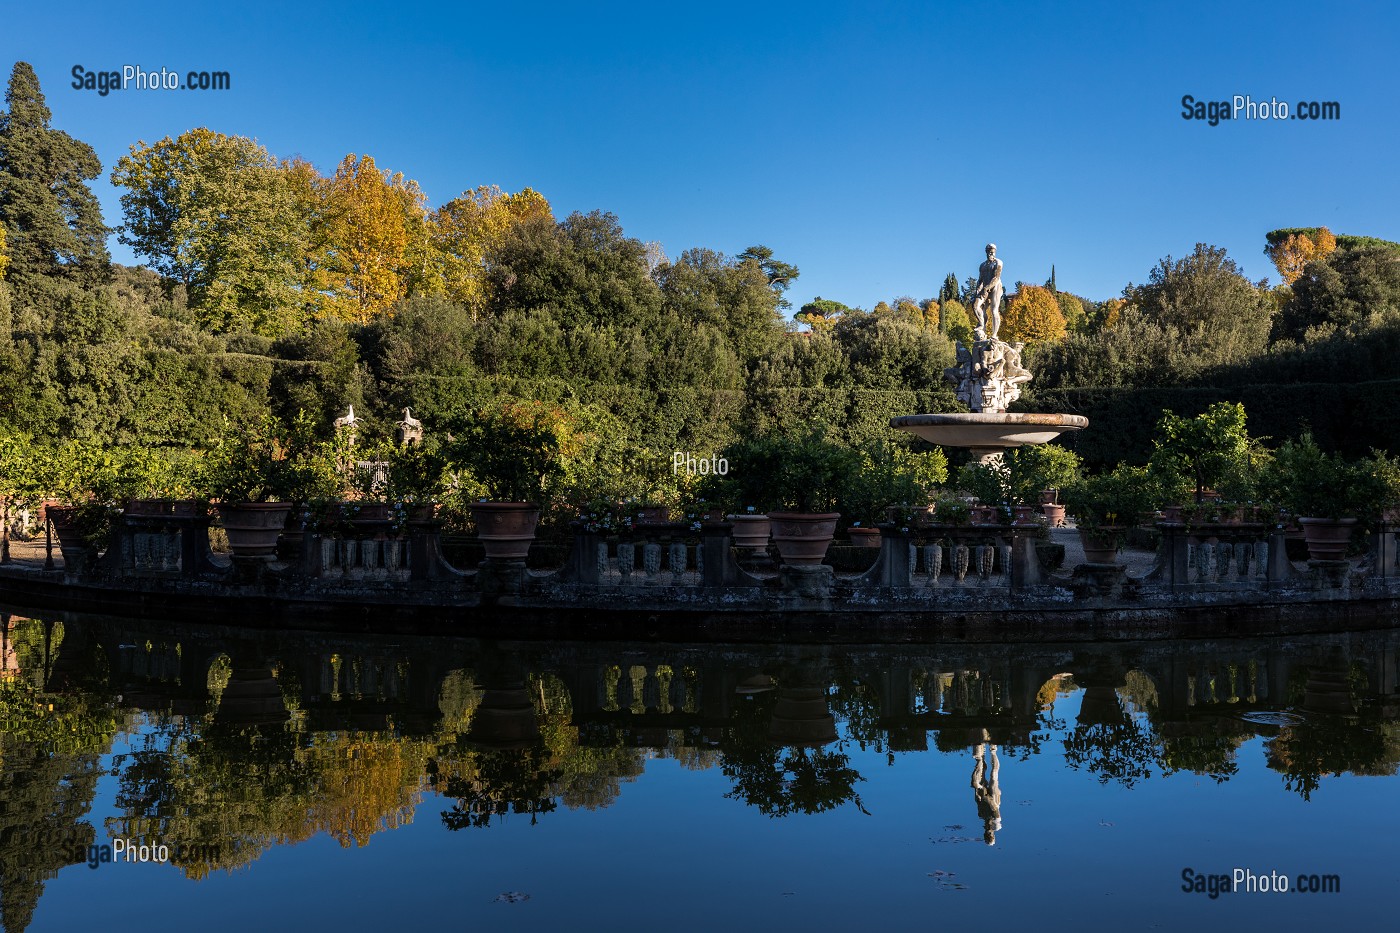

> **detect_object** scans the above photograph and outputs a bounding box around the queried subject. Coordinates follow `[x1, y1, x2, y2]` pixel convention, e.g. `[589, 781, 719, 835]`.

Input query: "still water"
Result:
[2, 609, 1398, 931]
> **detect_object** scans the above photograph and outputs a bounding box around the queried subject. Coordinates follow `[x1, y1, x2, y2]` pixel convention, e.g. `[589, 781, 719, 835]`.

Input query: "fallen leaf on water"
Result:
[494, 892, 531, 904]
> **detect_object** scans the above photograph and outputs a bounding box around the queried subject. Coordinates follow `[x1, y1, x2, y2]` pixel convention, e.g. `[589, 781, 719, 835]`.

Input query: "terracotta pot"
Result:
[1013, 505, 1041, 527]
[1042, 503, 1066, 527]
[728, 514, 771, 549]
[846, 526, 881, 548]
[1039, 489, 1058, 505]
[408, 502, 439, 523]
[1160, 505, 1184, 524]
[1078, 526, 1122, 564]
[217, 502, 292, 557]
[344, 500, 394, 534]
[1299, 517, 1357, 561]
[125, 498, 204, 519]
[637, 504, 670, 525]
[971, 505, 999, 525]
[47, 505, 92, 559]
[768, 512, 839, 565]
[470, 501, 541, 561]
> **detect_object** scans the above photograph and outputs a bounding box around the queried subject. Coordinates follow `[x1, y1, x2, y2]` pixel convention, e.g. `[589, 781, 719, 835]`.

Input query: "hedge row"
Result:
[1027, 380, 1400, 468]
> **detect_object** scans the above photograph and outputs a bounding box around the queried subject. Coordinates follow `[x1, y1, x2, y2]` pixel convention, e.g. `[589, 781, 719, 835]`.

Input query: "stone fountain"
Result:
[891, 243, 1087, 461]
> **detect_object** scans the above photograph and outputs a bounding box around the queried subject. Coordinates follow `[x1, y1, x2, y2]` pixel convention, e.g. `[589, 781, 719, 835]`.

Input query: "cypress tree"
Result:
[939, 272, 959, 307]
[0, 62, 110, 313]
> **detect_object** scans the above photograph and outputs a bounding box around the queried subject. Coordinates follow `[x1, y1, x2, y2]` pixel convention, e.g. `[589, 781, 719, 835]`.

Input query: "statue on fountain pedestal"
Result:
[942, 243, 1030, 414]
[971, 243, 1004, 341]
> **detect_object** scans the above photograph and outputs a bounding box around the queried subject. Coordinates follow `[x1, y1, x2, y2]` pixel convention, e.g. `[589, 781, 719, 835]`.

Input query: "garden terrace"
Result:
[3, 511, 1400, 642]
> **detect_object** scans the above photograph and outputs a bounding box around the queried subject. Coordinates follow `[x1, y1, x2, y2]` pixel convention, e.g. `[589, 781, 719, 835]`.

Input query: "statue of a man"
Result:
[971, 243, 1004, 340]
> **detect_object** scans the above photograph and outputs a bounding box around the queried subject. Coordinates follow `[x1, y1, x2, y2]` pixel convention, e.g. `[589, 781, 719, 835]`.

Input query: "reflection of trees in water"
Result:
[718, 682, 868, 818]
[1266, 717, 1400, 801]
[1055, 671, 1249, 787]
[0, 618, 119, 933]
[435, 673, 647, 829]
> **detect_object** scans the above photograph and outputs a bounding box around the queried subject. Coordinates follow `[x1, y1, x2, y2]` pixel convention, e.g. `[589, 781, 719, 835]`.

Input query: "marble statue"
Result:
[941, 243, 1031, 413]
[971, 243, 1004, 340]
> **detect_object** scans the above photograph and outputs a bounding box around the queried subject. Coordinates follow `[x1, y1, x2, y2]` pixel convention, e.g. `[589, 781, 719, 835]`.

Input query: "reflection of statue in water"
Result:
[972, 731, 1002, 845]
[971, 244, 1004, 340]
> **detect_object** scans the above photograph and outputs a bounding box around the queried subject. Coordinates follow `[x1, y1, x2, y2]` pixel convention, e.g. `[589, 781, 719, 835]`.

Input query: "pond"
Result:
[1, 609, 1397, 930]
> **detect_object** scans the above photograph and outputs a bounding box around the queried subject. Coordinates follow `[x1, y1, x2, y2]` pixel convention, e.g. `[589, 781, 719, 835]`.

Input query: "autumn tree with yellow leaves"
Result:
[1266, 226, 1337, 285]
[1000, 284, 1067, 345]
[310, 154, 429, 323]
[428, 185, 552, 313]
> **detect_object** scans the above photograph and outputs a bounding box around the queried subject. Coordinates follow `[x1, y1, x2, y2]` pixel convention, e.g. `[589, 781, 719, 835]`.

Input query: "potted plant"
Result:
[1266, 433, 1376, 560]
[200, 413, 338, 558]
[30, 440, 126, 564]
[444, 400, 577, 561]
[841, 440, 944, 547]
[765, 432, 860, 565]
[717, 431, 859, 565]
[1063, 465, 1156, 564]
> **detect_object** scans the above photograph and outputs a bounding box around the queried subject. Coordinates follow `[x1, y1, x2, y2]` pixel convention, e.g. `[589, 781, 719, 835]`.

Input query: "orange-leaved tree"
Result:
[1000, 284, 1066, 345]
[1266, 226, 1337, 285]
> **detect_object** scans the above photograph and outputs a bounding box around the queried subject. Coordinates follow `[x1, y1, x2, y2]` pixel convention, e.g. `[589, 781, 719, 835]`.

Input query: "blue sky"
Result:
[4, 1, 1396, 310]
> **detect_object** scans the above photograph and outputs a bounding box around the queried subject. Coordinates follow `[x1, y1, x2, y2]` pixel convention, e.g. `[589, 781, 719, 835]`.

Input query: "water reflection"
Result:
[4, 607, 1400, 928]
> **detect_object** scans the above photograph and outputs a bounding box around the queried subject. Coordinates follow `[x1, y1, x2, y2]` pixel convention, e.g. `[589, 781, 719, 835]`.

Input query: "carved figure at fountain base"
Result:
[943, 337, 1033, 414]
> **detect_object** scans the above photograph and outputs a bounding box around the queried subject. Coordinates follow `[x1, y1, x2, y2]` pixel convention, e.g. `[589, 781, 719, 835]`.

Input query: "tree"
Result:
[736, 245, 799, 308]
[939, 273, 959, 307]
[1046, 264, 1057, 293]
[0, 224, 8, 280]
[1149, 401, 1257, 503]
[111, 128, 309, 336]
[428, 185, 552, 313]
[1274, 245, 1400, 343]
[312, 154, 428, 323]
[656, 247, 782, 365]
[939, 298, 974, 346]
[0, 62, 110, 311]
[1057, 292, 1087, 332]
[1124, 243, 1272, 368]
[796, 297, 854, 331]
[1266, 226, 1337, 285]
[1000, 284, 1066, 345]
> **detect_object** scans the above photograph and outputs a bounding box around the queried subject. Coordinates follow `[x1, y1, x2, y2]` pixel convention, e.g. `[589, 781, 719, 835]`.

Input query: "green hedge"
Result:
[1026, 380, 1400, 468]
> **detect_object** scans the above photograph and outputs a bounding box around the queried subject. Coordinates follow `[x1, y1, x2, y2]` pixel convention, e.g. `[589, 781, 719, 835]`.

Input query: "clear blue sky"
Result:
[5, 1, 1397, 310]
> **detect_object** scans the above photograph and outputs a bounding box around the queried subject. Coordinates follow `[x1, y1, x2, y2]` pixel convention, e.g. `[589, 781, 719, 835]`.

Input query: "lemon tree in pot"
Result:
[444, 400, 578, 562]
[842, 440, 946, 546]
[1063, 465, 1156, 564]
[721, 431, 858, 566]
[1264, 433, 1376, 561]
[200, 413, 341, 558]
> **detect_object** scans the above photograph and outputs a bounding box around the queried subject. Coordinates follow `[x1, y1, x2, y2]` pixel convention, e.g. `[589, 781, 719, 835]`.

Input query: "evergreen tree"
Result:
[938, 272, 959, 307]
[1046, 264, 1057, 293]
[0, 62, 110, 313]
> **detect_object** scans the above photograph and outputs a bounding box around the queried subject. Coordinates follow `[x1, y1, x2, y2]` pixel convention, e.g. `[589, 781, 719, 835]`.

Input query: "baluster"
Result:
[643, 541, 662, 581]
[618, 541, 636, 584]
[924, 544, 942, 585]
[596, 541, 610, 583]
[669, 541, 688, 583]
[954, 544, 970, 582]
[977, 544, 994, 581]
[1000, 544, 1013, 583]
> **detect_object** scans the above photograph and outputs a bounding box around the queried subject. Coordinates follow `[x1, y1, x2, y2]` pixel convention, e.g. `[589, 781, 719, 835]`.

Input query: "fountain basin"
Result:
[890, 412, 1088, 459]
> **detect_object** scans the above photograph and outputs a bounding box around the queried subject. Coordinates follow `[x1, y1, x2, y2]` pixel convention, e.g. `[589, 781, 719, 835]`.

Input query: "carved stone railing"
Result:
[556, 522, 759, 588]
[856, 523, 1044, 591]
[1144, 522, 1293, 588]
